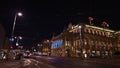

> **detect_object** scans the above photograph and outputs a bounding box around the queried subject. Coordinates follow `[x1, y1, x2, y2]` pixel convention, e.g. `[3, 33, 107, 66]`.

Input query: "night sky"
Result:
[0, 0, 120, 48]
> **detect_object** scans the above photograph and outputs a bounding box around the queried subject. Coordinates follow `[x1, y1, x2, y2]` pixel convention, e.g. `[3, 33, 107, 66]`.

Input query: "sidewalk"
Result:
[63, 57, 120, 66]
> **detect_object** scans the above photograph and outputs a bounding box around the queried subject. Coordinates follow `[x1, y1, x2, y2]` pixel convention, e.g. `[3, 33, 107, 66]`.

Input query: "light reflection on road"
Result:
[23, 59, 31, 66]
[22, 58, 55, 68]
[1, 56, 120, 68]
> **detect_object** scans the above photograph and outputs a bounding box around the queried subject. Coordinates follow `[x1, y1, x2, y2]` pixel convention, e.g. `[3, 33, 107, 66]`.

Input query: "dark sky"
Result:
[0, 0, 120, 48]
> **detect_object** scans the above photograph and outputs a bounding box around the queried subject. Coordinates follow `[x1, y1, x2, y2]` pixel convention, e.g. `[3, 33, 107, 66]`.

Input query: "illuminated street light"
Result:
[79, 26, 81, 28]
[19, 36, 22, 40]
[18, 12, 22, 16]
[11, 12, 22, 36]
[79, 26, 82, 37]
[16, 36, 22, 46]
[16, 42, 19, 46]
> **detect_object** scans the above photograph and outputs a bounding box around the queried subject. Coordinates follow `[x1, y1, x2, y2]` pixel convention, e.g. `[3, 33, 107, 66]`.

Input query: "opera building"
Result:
[51, 23, 120, 58]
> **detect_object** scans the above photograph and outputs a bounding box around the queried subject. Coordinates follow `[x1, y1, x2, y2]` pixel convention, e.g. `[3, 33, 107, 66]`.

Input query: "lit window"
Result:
[52, 40, 63, 49]
[103, 33, 106, 36]
[88, 29, 91, 33]
[87, 29, 89, 33]
[105, 32, 109, 37]
[72, 26, 74, 29]
[96, 31, 98, 35]
[73, 41, 75, 46]
[99, 31, 101, 35]
[84, 41, 87, 45]
[84, 29, 87, 33]
[107, 32, 110, 36]
[92, 30, 95, 34]
[65, 41, 67, 46]
[102, 32, 104, 36]
[75, 30, 77, 33]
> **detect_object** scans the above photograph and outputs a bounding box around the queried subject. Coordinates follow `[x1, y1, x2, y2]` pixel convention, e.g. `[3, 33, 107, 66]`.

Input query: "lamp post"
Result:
[11, 12, 22, 36]
[79, 25, 87, 58]
[79, 26, 82, 39]
[9, 12, 22, 50]
[79, 26, 82, 57]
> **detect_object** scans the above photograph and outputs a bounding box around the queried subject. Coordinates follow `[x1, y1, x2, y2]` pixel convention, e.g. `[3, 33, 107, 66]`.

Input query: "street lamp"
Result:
[79, 25, 83, 58]
[11, 12, 22, 36]
[16, 36, 22, 46]
[79, 25, 87, 58]
[79, 26, 82, 38]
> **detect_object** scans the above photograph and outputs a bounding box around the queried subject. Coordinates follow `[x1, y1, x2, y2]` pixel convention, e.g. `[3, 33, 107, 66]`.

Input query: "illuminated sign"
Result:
[52, 40, 63, 49]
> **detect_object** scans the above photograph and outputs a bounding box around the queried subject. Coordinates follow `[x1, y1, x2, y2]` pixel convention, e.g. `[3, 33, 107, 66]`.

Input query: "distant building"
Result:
[0, 24, 6, 49]
[38, 40, 51, 56]
[51, 23, 120, 58]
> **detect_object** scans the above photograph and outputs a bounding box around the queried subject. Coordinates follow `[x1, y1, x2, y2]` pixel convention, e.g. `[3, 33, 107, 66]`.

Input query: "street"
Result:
[0, 56, 120, 68]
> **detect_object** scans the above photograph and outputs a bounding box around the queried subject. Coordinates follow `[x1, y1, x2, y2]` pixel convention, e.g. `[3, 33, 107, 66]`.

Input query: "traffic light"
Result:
[9, 37, 15, 42]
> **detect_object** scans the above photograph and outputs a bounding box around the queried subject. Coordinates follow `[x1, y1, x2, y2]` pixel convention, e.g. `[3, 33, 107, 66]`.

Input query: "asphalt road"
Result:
[0, 56, 120, 68]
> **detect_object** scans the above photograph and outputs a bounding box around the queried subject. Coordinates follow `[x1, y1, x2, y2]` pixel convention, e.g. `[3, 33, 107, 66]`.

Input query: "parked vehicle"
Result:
[14, 53, 23, 60]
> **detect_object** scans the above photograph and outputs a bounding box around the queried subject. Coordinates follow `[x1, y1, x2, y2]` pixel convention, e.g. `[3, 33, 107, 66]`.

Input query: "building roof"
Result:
[69, 24, 115, 33]
[85, 25, 115, 32]
[114, 31, 120, 34]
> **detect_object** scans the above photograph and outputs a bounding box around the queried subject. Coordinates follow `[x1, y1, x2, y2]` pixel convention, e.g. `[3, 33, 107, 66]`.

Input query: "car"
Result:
[14, 53, 23, 60]
[23, 52, 32, 58]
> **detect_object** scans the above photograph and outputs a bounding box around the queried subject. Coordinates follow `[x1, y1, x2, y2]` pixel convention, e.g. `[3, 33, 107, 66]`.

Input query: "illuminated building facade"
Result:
[51, 34, 65, 57]
[114, 31, 120, 52]
[41, 40, 51, 55]
[51, 23, 120, 58]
